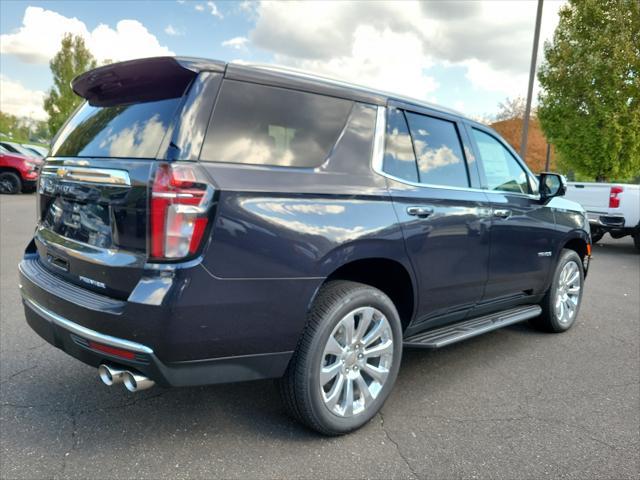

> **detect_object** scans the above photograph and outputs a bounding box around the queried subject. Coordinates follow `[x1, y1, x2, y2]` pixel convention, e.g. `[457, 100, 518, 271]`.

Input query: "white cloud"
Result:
[207, 1, 224, 18]
[1, 6, 173, 65]
[251, 3, 437, 101]
[237, 1, 258, 16]
[194, 2, 223, 18]
[222, 36, 248, 50]
[164, 24, 182, 36]
[288, 26, 439, 101]
[90, 20, 173, 63]
[249, 1, 564, 104]
[0, 75, 47, 120]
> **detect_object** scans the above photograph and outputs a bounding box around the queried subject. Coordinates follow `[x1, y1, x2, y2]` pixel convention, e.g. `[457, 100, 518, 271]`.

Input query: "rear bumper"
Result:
[18, 253, 308, 387]
[22, 294, 292, 387]
[587, 212, 626, 229]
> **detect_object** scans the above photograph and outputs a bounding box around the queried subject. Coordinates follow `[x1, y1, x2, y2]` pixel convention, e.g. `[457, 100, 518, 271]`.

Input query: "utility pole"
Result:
[545, 143, 551, 171]
[520, 0, 544, 161]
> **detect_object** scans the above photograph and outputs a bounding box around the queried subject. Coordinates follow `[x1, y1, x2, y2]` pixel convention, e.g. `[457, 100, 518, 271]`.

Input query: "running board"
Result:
[403, 305, 541, 349]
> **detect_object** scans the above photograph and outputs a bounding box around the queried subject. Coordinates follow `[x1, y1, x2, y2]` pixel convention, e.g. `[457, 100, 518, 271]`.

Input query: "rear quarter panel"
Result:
[185, 103, 412, 359]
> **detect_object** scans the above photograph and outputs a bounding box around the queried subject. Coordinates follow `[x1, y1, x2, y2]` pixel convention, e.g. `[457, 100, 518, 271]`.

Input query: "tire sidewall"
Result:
[305, 286, 402, 434]
[547, 250, 584, 332]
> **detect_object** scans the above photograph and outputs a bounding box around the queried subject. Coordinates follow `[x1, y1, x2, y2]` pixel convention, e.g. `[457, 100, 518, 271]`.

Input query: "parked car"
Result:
[565, 182, 640, 250]
[0, 145, 40, 194]
[0, 140, 41, 159]
[19, 57, 591, 435]
[21, 144, 49, 158]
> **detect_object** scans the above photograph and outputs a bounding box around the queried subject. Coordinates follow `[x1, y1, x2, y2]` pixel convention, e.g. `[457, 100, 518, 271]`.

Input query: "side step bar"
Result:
[403, 305, 542, 349]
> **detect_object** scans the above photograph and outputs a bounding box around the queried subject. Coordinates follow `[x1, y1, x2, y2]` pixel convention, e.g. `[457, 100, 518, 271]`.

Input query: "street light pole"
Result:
[520, 0, 544, 161]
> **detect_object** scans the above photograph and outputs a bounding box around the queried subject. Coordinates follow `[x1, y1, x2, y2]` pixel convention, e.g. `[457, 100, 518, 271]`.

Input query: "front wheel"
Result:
[532, 249, 585, 333]
[0, 172, 22, 194]
[279, 280, 402, 435]
[633, 232, 640, 252]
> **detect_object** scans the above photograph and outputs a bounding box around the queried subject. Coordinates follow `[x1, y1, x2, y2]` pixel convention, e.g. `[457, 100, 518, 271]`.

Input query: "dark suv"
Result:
[19, 57, 590, 435]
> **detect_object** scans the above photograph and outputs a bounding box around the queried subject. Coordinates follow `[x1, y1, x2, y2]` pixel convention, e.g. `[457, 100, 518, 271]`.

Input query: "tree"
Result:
[43, 34, 97, 136]
[537, 0, 640, 181]
[495, 96, 528, 121]
[0, 112, 32, 142]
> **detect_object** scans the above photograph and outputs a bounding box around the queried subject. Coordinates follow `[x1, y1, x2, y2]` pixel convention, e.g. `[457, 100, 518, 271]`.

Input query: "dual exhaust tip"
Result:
[98, 364, 155, 392]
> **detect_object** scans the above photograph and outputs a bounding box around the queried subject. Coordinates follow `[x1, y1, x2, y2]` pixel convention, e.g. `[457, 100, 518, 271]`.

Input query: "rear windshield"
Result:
[50, 98, 181, 159]
[200, 80, 353, 168]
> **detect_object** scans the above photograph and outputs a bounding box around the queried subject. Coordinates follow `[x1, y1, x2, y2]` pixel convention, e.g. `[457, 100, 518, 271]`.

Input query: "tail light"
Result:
[609, 186, 623, 209]
[150, 162, 214, 260]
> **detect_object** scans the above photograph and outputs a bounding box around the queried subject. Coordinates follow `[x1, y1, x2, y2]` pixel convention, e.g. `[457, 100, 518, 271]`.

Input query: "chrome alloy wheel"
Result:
[319, 306, 394, 417]
[555, 260, 581, 325]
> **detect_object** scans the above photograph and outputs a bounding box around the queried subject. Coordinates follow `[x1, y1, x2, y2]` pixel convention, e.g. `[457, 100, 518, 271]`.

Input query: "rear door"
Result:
[380, 104, 492, 331]
[34, 58, 222, 299]
[467, 125, 556, 311]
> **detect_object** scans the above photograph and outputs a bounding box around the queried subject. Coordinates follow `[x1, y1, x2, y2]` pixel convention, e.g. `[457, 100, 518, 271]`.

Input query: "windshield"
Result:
[1, 142, 37, 158]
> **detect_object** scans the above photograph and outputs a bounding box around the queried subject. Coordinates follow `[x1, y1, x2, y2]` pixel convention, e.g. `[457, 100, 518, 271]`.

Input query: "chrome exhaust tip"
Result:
[123, 371, 155, 392]
[98, 364, 126, 386]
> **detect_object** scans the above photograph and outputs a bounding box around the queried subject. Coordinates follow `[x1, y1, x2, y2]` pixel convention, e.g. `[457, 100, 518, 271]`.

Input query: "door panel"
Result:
[388, 180, 492, 328]
[380, 107, 492, 330]
[468, 125, 556, 306]
[482, 192, 556, 302]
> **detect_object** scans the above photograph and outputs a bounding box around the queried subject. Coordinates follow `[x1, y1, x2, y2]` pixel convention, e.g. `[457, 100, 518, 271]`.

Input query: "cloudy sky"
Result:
[0, 0, 565, 122]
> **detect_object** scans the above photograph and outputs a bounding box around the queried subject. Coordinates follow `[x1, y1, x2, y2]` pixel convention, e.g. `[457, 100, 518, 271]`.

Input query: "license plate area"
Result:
[43, 196, 113, 249]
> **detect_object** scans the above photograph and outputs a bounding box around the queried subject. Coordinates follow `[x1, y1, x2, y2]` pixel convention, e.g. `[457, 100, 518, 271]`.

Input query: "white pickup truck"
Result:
[564, 182, 640, 251]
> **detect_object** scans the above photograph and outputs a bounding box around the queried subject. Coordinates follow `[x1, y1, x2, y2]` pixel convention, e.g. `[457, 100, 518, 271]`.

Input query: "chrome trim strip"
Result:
[371, 106, 541, 200]
[41, 166, 131, 186]
[22, 296, 154, 354]
[372, 106, 386, 174]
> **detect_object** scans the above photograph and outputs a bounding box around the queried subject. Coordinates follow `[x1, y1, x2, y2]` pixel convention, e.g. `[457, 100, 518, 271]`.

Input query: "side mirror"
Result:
[538, 172, 567, 200]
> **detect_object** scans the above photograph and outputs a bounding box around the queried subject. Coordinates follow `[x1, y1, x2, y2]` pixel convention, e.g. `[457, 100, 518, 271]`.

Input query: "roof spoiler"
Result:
[72, 56, 226, 107]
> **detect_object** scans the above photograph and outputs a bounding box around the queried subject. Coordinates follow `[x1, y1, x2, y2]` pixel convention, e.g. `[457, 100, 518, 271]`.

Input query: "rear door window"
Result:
[383, 108, 419, 182]
[200, 80, 353, 167]
[405, 112, 469, 188]
[50, 98, 181, 159]
[471, 128, 530, 194]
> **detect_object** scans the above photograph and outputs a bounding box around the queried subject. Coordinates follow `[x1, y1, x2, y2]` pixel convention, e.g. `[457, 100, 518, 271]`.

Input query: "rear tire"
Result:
[279, 280, 402, 435]
[532, 249, 584, 333]
[633, 232, 640, 252]
[0, 172, 21, 194]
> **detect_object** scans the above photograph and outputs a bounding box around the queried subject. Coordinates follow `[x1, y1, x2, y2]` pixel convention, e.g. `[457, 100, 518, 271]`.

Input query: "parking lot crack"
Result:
[60, 409, 79, 477]
[379, 411, 421, 480]
[0, 364, 38, 385]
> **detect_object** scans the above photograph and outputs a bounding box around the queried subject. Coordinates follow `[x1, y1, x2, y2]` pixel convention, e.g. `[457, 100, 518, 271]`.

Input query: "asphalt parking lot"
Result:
[1, 193, 638, 480]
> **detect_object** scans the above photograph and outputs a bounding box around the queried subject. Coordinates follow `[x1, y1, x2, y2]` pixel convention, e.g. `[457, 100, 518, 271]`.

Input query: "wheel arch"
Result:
[562, 232, 590, 261]
[558, 230, 591, 279]
[315, 257, 417, 332]
[0, 166, 21, 176]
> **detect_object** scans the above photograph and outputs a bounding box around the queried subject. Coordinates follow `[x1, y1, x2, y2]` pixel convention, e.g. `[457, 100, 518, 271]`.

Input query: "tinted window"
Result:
[383, 108, 418, 182]
[472, 129, 530, 194]
[50, 98, 181, 159]
[201, 81, 352, 167]
[405, 113, 469, 188]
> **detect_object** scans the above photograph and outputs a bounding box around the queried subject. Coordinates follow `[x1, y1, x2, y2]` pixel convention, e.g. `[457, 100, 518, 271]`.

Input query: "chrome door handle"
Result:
[493, 208, 511, 219]
[407, 206, 434, 218]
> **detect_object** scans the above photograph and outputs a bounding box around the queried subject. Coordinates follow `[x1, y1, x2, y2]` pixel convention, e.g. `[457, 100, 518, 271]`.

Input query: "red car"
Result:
[0, 145, 41, 194]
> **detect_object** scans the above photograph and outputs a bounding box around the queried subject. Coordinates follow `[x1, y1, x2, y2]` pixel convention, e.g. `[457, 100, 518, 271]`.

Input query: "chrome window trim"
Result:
[41, 166, 131, 186]
[22, 295, 154, 354]
[372, 106, 541, 200]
